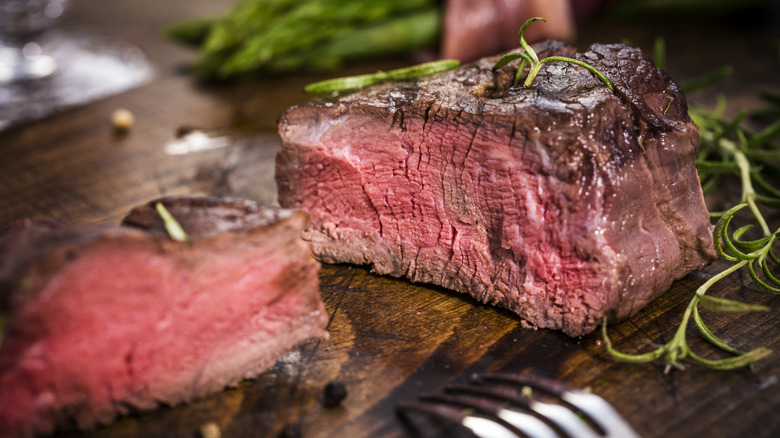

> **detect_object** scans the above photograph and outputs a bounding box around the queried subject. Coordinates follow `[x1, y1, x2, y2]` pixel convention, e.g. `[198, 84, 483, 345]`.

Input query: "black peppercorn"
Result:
[322, 380, 347, 408]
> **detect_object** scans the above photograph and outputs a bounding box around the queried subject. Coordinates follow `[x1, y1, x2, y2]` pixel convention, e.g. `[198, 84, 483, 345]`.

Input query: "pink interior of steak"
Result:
[0, 217, 326, 436]
[280, 104, 620, 335]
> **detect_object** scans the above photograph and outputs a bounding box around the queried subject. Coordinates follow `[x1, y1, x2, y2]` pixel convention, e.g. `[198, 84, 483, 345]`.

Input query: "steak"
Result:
[276, 41, 717, 336]
[0, 197, 328, 438]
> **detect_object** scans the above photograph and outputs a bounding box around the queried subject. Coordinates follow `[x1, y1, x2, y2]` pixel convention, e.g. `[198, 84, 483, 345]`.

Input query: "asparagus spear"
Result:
[232, 8, 441, 75]
[166, 0, 440, 79]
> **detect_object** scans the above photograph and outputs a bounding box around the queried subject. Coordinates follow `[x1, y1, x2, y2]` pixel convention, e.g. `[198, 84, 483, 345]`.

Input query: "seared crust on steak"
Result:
[276, 41, 716, 336]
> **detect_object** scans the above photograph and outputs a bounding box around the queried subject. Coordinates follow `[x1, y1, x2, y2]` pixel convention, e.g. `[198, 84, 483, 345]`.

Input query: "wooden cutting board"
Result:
[1, 5, 778, 437]
[3, 89, 777, 437]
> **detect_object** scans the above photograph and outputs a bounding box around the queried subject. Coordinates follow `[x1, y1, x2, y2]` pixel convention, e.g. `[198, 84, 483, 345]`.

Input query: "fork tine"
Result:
[397, 400, 523, 438]
[446, 383, 601, 438]
[398, 373, 640, 438]
[421, 392, 560, 438]
[477, 373, 640, 438]
[475, 372, 572, 394]
[557, 391, 640, 438]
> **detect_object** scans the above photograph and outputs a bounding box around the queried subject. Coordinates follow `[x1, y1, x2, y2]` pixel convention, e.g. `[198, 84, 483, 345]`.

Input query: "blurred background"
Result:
[2, 0, 778, 133]
[72, 0, 780, 125]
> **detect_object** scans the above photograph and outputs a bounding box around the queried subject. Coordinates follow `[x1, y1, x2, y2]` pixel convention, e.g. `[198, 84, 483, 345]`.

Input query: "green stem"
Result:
[518, 17, 544, 64]
[736, 151, 770, 236]
[523, 62, 544, 88]
[687, 346, 772, 370]
[601, 319, 665, 363]
[662, 296, 698, 367]
[603, 259, 758, 370]
[695, 258, 747, 297]
[716, 137, 770, 235]
[693, 304, 744, 354]
[303, 59, 459, 94]
[514, 58, 527, 86]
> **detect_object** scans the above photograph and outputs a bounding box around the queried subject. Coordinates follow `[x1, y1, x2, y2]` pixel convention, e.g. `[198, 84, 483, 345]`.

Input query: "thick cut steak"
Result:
[0, 197, 328, 438]
[276, 41, 716, 336]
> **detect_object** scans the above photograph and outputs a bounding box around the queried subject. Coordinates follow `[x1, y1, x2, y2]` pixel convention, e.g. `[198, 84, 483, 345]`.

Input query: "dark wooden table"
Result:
[2, 2, 779, 437]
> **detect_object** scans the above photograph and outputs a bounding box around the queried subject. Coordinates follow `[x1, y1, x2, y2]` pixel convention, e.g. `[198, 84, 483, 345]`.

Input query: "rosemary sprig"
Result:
[492, 17, 613, 91]
[303, 59, 460, 94]
[603, 51, 780, 371]
[603, 205, 777, 372]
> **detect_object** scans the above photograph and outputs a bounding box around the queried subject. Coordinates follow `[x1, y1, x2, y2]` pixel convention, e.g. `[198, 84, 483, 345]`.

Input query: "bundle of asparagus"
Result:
[166, 0, 441, 79]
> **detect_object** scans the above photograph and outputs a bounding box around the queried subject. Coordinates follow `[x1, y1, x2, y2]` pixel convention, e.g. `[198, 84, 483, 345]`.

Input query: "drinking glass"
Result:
[0, 0, 68, 83]
[0, 0, 154, 130]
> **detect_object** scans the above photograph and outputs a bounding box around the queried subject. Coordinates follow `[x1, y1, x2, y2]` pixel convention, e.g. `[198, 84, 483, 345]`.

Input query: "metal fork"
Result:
[396, 372, 640, 438]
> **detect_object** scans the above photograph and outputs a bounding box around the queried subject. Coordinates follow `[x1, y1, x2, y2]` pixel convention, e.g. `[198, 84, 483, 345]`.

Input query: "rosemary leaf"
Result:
[749, 260, 780, 294]
[384, 59, 461, 81]
[731, 225, 771, 252]
[697, 294, 770, 313]
[695, 160, 736, 174]
[745, 148, 780, 165]
[748, 119, 780, 148]
[493, 52, 529, 70]
[700, 174, 722, 195]
[713, 204, 749, 261]
[518, 17, 544, 64]
[303, 59, 459, 94]
[600, 319, 665, 363]
[752, 172, 780, 198]
[680, 65, 734, 93]
[687, 347, 772, 370]
[761, 253, 780, 287]
[304, 72, 384, 94]
[755, 193, 780, 208]
[692, 305, 744, 355]
[155, 203, 191, 243]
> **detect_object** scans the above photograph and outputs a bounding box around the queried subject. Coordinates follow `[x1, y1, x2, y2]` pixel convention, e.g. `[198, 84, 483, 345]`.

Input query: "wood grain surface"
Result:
[1, 2, 779, 437]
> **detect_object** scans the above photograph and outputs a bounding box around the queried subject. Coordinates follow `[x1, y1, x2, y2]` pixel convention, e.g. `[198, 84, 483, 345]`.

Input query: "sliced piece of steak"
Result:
[276, 40, 717, 337]
[0, 197, 327, 438]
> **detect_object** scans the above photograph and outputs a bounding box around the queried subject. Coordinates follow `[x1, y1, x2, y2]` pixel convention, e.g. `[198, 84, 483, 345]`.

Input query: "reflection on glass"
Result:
[0, 0, 155, 131]
[0, 0, 68, 83]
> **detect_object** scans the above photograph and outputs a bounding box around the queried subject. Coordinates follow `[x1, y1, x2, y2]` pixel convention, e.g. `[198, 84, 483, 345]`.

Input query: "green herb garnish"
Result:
[602, 46, 780, 371]
[165, 0, 442, 78]
[603, 205, 776, 372]
[493, 17, 613, 91]
[155, 203, 190, 244]
[303, 59, 460, 94]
